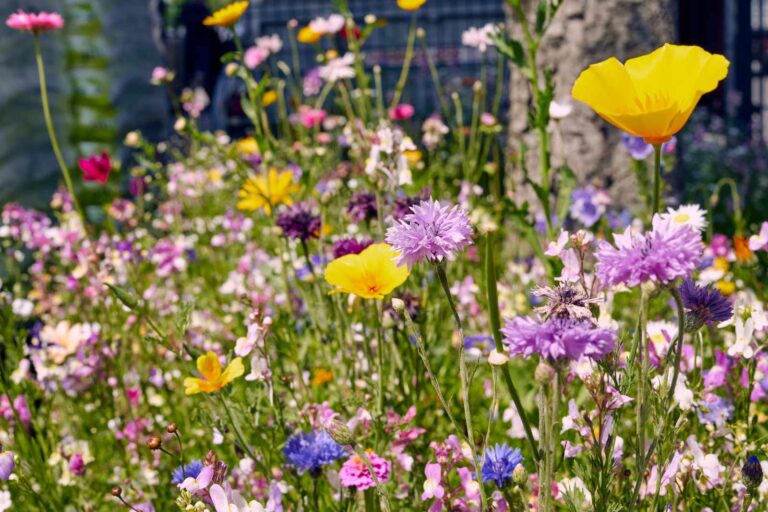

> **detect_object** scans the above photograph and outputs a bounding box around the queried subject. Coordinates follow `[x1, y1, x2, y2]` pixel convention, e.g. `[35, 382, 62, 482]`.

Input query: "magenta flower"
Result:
[389, 103, 415, 121]
[78, 152, 112, 185]
[386, 198, 473, 266]
[339, 451, 390, 490]
[595, 214, 702, 288]
[501, 316, 616, 361]
[6, 10, 64, 33]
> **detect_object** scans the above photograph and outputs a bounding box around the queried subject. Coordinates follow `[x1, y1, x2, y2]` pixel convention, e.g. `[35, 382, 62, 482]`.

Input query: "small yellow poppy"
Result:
[297, 26, 322, 44]
[397, 0, 427, 11]
[262, 90, 278, 107]
[572, 44, 729, 144]
[324, 243, 410, 299]
[184, 352, 244, 395]
[236, 168, 300, 215]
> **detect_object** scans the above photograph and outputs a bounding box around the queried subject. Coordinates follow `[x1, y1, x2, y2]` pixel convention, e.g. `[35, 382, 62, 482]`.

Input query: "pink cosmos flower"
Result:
[6, 10, 64, 33]
[339, 451, 390, 490]
[389, 103, 415, 121]
[244, 46, 269, 69]
[78, 152, 111, 184]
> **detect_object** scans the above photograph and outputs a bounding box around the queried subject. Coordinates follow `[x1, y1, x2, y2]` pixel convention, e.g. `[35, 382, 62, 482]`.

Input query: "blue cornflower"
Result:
[171, 459, 203, 485]
[481, 443, 523, 488]
[679, 279, 733, 331]
[283, 430, 346, 476]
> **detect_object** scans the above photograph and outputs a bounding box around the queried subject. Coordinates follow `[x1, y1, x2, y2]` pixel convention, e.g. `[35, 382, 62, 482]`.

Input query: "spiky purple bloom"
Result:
[481, 443, 523, 488]
[333, 238, 372, 258]
[679, 279, 733, 331]
[346, 192, 378, 223]
[385, 198, 473, 266]
[283, 430, 346, 476]
[595, 214, 703, 288]
[501, 316, 616, 361]
[276, 203, 321, 241]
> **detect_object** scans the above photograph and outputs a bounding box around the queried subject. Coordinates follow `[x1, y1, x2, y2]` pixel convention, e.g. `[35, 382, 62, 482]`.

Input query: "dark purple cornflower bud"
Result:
[391, 190, 429, 220]
[742, 455, 763, 489]
[345, 192, 377, 223]
[333, 238, 373, 258]
[679, 279, 733, 332]
[276, 203, 321, 241]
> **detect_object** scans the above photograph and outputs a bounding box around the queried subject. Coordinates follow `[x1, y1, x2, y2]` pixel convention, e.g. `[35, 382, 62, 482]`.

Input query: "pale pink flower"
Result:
[421, 463, 445, 501]
[244, 46, 270, 69]
[6, 10, 64, 33]
[255, 34, 283, 54]
[309, 14, 345, 35]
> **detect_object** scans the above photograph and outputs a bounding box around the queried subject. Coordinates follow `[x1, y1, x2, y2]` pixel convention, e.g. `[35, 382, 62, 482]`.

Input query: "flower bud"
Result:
[324, 420, 355, 446]
[111, 486, 122, 497]
[166, 423, 178, 434]
[146, 436, 162, 450]
[535, 361, 555, 385]
[743, 455, 764, 489]
[512, 464, 528, 485]
[392, 298, 405, 313]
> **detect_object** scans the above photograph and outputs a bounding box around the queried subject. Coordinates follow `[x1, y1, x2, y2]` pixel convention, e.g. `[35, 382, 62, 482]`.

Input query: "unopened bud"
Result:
[111, 486, 122, 497]
[146, 436, 162, 450]
[743, 455, 763, 489]
[416, 27, 425, 39]
[166, 423, 178, 434]
[512, 464, 528, 485]
[364, 14, 376, 24]
[535, 361, 555, 385]
[324, 420, 355, 446]
[225, 62, 238, 77]
[392, 298, 405, 313]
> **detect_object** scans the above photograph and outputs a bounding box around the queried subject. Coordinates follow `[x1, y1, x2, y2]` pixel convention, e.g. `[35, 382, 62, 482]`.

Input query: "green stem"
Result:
[389, 18, 417, 110]
[33, 35, 87, 228]
[652, 143, 662, 214]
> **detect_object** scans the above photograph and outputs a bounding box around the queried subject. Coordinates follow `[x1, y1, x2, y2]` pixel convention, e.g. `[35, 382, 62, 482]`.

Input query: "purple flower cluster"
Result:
[501, 316, 616, 361]
[385, 198, 473, 266]
[332, 238, 372, 258]
[595, 215, 702, 288]
[346, 192, 378, 223]
[276, 203, 321, 241]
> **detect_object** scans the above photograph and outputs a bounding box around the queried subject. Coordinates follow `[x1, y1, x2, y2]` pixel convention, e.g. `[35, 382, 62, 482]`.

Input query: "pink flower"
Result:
[299, 107, 327, 128]
[69, 453, 86, 476]
[244, 46, 269, 69]
[6, 10, 64, 33]
[421, 463, 445, 501]
[339, 451, 390, 490]
[389, 103, 415, 121]
[78, 152, 111, 184]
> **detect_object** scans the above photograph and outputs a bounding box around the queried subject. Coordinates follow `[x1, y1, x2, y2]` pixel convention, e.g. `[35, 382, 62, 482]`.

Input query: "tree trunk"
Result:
[506, 0, 677, 206]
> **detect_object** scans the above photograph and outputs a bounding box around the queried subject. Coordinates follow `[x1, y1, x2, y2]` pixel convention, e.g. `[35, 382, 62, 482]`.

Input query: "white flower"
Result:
[749, 221, 768, 251]
[319, 53, 355, 83]
[255, 34, 282, 54]
[647, 320, 678, 359]
[309, 14, 345, 35]
[686, 435, 724, 486]
[557, 476, 592, 508]
[11, 298, 33, 317]
[549, 99, 573, 120]
[652, 373, 694, 410]
[545, 230, 569, 257]
[659, 204, 707, 233]
[179, 466, 214, 493]
[727, 316, 754, 359]
[210, 483, 266, 512]
[0, 490, 11, 512]
[461, 23, 498, 52]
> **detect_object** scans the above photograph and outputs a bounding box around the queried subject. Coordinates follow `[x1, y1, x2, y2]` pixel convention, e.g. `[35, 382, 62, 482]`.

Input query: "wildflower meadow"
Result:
[2, 1, 768, 511]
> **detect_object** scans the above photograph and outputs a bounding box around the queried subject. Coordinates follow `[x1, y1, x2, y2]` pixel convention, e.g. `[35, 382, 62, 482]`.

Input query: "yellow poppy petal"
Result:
[221, 357, 245, 385]
[197, 352, 222, 382]
[184, 377, 204, 396]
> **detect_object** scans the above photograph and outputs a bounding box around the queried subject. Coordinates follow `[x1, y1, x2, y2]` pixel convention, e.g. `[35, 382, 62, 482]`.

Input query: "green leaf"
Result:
[535, 0, 548, 35]
[490, 32, 525, 69]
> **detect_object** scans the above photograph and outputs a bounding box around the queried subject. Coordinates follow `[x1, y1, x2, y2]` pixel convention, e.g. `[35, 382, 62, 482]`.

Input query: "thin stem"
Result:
[34, 35, 87, 228]
[652, 143, 662, 214]
[389, 18, 417, 110]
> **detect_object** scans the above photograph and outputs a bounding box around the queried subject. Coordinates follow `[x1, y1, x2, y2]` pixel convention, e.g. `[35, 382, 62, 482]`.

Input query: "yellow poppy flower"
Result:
[262, 90, 278, 107]
[324, 243, 410, 299]
[572, 44, 729, 144]
[297, 26, 322, 44]
[184, 352, 244, 395]
[237, 168, 300, 215]
[203, 1, 249, 27]
[236, 136, 259, 155]
[398, 0, 427, 11]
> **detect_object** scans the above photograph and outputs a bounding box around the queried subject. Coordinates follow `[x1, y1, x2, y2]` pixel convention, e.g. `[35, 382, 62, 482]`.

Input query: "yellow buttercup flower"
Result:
[236, 168, 300, 215]
[324, 243, 410, 299]
[236, 136, 259, 155]
[203, 1, 249, 27]
[262, 90, 278, 107]
[297, 26, 322, 44]
[572, 44, 729, 144]
[184, 352, 244, 395]
[398, 0, 427, 11]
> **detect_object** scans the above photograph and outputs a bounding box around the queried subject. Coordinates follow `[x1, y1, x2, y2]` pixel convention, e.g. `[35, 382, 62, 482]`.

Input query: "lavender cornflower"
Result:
[346, 192, 378, 223]
[385, 198, 473, 266]
[171, 460, 203, 485]
[501, 316, 616, 361]
[481, 444, 523, 488]
[595, 214, 702, 288]
[679, 279, 733, 331]
[333, 238, 372, 258]
[276, 203, 321, 241]
[283, 430, 346, 476]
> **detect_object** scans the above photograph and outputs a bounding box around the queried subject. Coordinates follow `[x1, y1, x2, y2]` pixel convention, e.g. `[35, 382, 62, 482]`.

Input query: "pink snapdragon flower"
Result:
[421, 463, 445, 506]
[6, 10, 64, 33]
[339, 451, 390, 490]
[78, 152, 112, 184]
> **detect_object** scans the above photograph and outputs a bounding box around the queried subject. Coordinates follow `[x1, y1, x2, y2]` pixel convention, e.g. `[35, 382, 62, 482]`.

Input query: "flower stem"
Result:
[389, 18, 417, 110]
[652, 143, 662, 214]
[33, 35, 87, 228]
[435, 263, 487, 509]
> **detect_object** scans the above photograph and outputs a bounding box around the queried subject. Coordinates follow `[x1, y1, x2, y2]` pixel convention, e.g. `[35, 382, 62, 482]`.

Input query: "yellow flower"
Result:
[398, 0, 427, 11]
[297, 26, 322, 44]
[324, 243, 410, 299]
[715, 280, 735, 296]
[572, 44, 729, 144]
[184, 352, 244, 395]
[203, 1, 249, 27]
[262, 90, 278, 107]
[312, 368, 334, 386]
[236, 168, 300, 215]
[236, 136, 259, 155]
[403, 149, 422, 165]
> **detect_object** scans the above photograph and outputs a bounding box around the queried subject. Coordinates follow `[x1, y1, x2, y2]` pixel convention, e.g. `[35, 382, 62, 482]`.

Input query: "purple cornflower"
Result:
[276, 203, 321, 241]
[333, 238, 372, 258]
[595, 214, 702, 288]
[481, 443, 523, 488]
[392, 191, 428, 220]
[172, 460, 204, 485]
[569, 185, 610, 228]
[385, 198, 473, 266]
[283, 430, 346, 476]
[501, 316, 616, 361]
[346, 192, 378, 223]
[679, 279, 733, 331]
